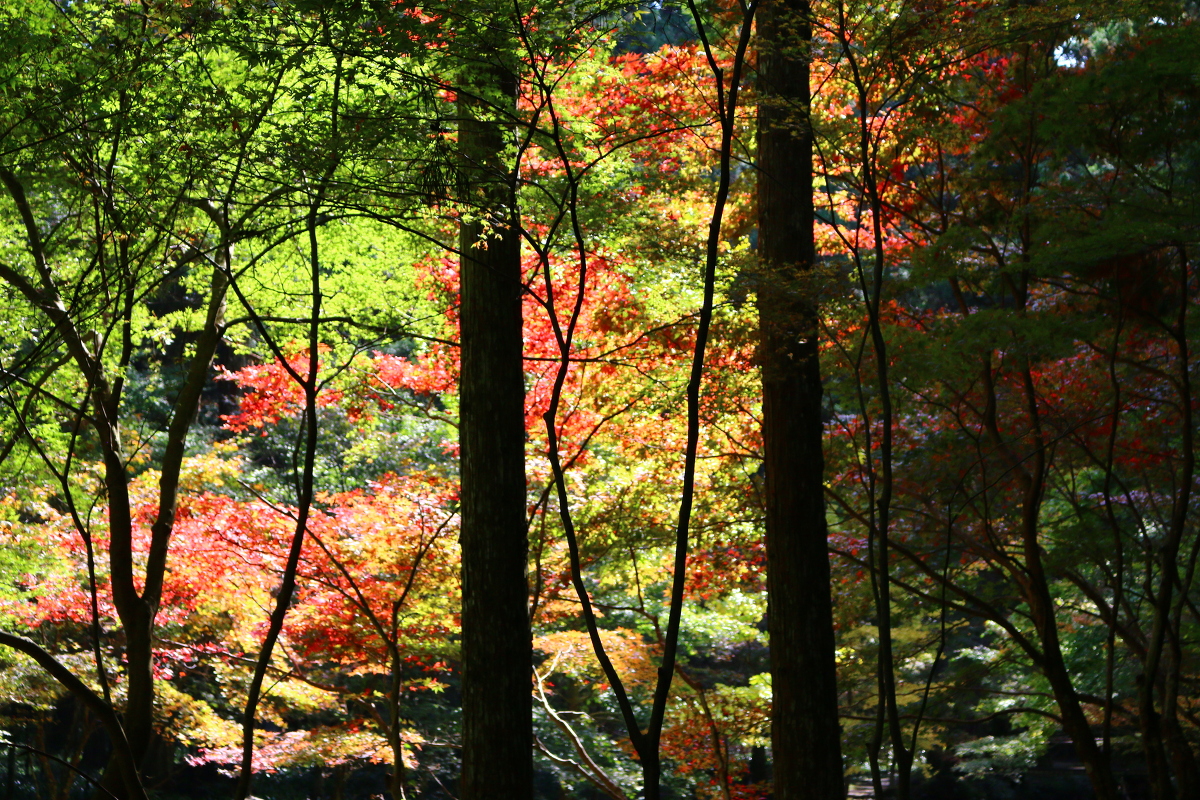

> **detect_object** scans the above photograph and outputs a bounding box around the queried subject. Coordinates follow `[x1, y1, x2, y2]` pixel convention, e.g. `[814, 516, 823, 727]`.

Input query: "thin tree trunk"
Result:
[232, 44, 343, 795]
[536, 5, 757, 796]
[389, 650, 409, 800]
[457, 67, 532, 800]
[1014, 347, 1118, 800]
[757, 2, 844, 797]
[1137, 246, 1197, 800]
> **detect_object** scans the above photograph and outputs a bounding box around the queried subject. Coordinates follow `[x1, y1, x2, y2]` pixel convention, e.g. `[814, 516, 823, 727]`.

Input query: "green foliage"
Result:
[0, 1, 1196, 798]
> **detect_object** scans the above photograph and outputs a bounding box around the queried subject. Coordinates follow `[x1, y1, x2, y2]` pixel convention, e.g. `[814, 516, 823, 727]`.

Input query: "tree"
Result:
[456, 52, 534, 800]
[816, 5, 1200, 799]
[755, 0, 845, 798]
[0, 5, 432, 797]
[0, 5, 245, 794]
[2, 2, 1198, 799]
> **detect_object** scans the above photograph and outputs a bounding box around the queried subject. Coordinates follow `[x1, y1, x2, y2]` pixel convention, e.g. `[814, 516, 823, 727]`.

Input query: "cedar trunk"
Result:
[457, 73, 532, 800]
[756, 1, 844, 797]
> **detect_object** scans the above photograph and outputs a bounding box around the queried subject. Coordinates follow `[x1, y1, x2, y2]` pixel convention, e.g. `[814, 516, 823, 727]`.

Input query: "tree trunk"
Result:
[1026, 562, 1120, 800]
[756, 2, 844, 797]
[1013, 364, 1120, 800]
[457, 69, 532, 800]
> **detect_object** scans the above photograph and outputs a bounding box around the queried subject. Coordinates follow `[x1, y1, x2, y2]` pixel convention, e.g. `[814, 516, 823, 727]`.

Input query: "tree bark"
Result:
[756, 2, 844, 798]
[457, 69, 532, 800]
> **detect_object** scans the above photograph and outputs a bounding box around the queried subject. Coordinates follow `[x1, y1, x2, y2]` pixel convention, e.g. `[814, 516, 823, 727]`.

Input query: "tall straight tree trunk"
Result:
[756, 2, 844, 798]
[457, 69, 532, 800]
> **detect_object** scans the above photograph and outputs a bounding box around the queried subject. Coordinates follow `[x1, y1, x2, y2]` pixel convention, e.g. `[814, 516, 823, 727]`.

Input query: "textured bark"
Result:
[756, 2, 844, 797]
[457, 71, 532, 800]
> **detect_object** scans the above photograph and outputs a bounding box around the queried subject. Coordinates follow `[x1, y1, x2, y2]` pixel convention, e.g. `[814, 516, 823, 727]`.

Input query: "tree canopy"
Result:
[0, 1, 1197, 799]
